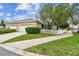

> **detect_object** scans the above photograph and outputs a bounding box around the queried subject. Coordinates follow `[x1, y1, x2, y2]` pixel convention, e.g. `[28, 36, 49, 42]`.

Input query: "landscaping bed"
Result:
[24, 33, 79, 56]
[0, 29, 16, 34]
[2, 33, 56, 43]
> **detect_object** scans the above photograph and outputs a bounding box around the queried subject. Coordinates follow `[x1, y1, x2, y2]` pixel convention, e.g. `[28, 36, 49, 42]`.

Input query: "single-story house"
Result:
[5, 19, 41, 32]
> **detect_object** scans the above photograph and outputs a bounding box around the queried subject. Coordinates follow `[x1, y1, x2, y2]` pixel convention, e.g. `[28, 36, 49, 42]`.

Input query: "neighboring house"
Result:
[70, 24, 78, 29]
[5, 19, 41, 32]
[69, 24, 78, 32]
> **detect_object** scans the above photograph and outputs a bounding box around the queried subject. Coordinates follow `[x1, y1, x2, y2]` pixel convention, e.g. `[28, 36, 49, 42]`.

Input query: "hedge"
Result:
[0, 29, 16, 34]
[25, 27, 40, 34]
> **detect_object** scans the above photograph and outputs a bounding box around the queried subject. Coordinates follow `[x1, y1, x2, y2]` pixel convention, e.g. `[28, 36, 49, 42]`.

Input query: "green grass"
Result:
[24, 33, 79, 56]
[2, 33, 56, 43]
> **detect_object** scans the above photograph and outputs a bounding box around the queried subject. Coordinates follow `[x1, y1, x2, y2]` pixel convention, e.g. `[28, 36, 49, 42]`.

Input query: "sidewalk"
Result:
[3, 31, 73, 49]
[0, 32, 25, 43]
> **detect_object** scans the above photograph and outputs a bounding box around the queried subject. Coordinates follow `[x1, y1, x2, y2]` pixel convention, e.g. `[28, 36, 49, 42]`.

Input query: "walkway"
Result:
[0, 32, 25, 43]
[3, 31, 72, 49]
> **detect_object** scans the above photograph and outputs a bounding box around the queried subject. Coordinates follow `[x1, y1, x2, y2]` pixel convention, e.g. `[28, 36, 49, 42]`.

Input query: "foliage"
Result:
[73, 3, 79, 19]
[0, 29, 16, 34]
[71, 4, 79, 31]
[59, 23, 69, 29]
[0, 19, 6, 28]
[40, 4, 53, 29]
[52, 4, 74, 29]
[66, 26, 72, 30]
[40, 4, 75, 30]
[72, 19, 79, 25]
[25, 27, 40, 34]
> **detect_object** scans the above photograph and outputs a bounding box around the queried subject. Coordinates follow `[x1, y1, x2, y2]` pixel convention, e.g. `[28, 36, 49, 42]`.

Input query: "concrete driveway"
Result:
[0, 32, 25, 56]
[0, 47, 20, 56]
[4, 31, 72, 49]
[0, 32, 25, 43]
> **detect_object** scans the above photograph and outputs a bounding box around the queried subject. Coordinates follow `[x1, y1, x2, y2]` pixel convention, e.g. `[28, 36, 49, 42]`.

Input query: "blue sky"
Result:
[0, 3, 58, 22]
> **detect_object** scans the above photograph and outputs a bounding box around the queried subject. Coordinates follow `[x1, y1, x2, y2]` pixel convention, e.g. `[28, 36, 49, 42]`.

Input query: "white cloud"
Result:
[15, 3, 32, 11]
[0, 13, 3, 16]
[28, 11, 36, 15]
[32, 3, 40, 11]
[14, 14, 29, 20]
[5, 17, 11, 21]
[0, 5, 3, 9]
[14, 14, 37, 20]
[7, 13, 11, 16]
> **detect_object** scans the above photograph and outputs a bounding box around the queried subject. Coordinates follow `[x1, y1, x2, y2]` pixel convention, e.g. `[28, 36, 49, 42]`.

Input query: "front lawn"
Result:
[2, 33, 56, 43]
[24, 33, 79, 56]
[0, 29, 16, 34]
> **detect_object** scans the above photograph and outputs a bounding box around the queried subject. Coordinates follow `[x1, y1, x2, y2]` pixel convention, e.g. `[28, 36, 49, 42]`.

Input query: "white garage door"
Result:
[19, 26, 27, 32]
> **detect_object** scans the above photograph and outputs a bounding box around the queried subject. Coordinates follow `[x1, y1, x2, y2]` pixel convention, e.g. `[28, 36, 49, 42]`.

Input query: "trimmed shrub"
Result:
[66, 27, 72, 30]
[0, 29, 16, 34]
[25, 27, 40, 34]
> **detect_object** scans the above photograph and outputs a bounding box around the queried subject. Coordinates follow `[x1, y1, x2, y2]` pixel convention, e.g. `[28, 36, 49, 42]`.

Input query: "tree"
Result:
[71, 4, 79, 32]
[40, 4, 53, 29]
[40, 3, 75, 30]
[72, 19, 78, 25]
[52, 4, 74, 30]
[0, 19, 5, 28]
[73, 3, 79, 21]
